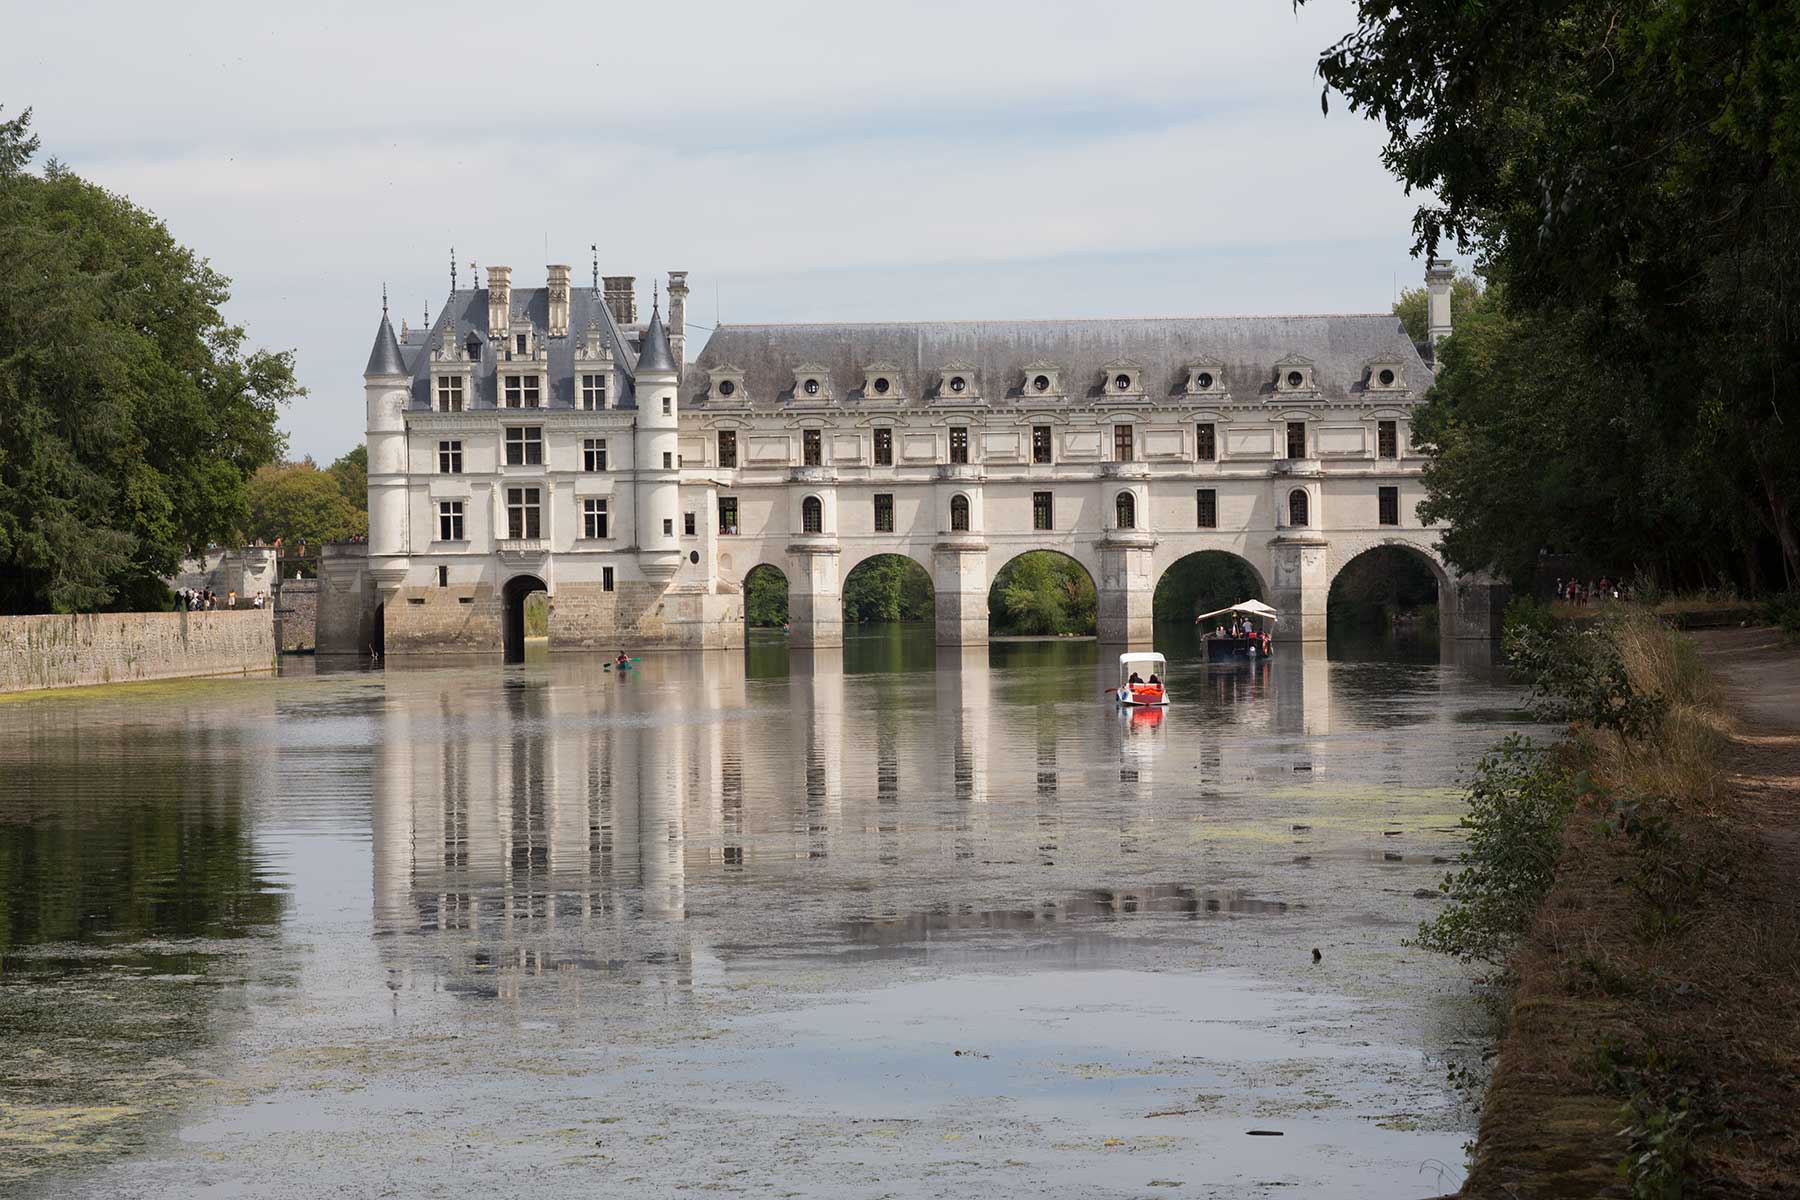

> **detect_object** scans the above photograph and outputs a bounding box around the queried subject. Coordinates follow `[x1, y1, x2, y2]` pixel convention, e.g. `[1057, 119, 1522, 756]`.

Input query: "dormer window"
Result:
[1186, 358, 1225, 396]
[719, 380, 736, 396]
[1033, 374, 1051, 392]
[464, 332, 482, 361]
[949, 375, 967, 393]
[436, 376, 464, 413]
[1101, 360, 1144, 397]
[861, 362, 904, 401]
[791, 363, 833, 403]
[709, 365, 748, 404]
[1274, 356, 1317, 393]
[933, 361, 982, 404]
[1021, 361, 1063, 398]
[503, 374, 541, 408]
[1195, 371, 1214, 389]
[515, 333, 527, 356]
[1364, 360, 1405, 391]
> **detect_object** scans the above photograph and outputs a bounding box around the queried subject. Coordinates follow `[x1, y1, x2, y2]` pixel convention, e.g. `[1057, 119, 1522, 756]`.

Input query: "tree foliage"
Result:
[1313, 1, 1800, 590]
[243, 461, 365, 548]
[328, 444, 367, 512]
[745, 565, 788, 628]
[1152, 551, 1264, 622]
[0, 108, 296, 613]
[1393, 270, 1486, 343]
[841, 554, 933, 623]
[990, 552, 1096, 636]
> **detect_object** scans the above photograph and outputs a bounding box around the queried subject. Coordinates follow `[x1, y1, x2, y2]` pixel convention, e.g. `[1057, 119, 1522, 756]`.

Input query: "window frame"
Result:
[1378, 485, 1400, 527]
[504, 425, 543, 466]
[1032, 426, 1053, 465]
[1113, 424, 1134, 463]
[437, 439, 463, 475]
[948, 427, 969, 465]
[583, 498, 610, 540]
[1196, 422, 1216, 462]
[802, 428, 823, 467]
[1377, 420, 1398, 459]
[718, 496, 739, 535]
[1115, 491, 1136, 530]
[582, 437, 607, 473]
[1288, 489, 1309, 527]
[1032, 490, 1053, 531]
[1196, 488, 1218, 529]
[580, 373, 608, 410]
[874, 492, 895, 533]
[435, 375, 464, 413]
[873, 427, 894, 466]
[801, 495, 824, 534]
[436, 499, 465, 542]
[505, 486, 541, 539]
[717, 429, 737, 469]
[1286, 421, 1307, 460]
[949, 493, 971, 532]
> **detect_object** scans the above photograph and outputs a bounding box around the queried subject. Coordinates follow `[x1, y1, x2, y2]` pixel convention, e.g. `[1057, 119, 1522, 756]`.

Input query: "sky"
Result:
[2, 0, 1445, 463]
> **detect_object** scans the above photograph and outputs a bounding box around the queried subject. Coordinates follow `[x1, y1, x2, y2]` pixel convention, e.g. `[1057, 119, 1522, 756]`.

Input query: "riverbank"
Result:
[1459, 622, 1800, 1198]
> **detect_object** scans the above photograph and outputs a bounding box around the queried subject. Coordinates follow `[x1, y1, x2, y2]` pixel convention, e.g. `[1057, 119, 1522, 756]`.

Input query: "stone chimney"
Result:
[546, 264, 572, 337]
[487, 266, 512, 339]
[602, 275, 637, 326]
[1426, 258, 1455, 347]
[667, 270, 689, 368]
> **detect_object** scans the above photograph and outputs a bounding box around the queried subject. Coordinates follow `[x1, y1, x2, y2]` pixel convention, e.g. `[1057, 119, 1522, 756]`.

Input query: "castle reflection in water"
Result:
[370, 640, 1491, 995]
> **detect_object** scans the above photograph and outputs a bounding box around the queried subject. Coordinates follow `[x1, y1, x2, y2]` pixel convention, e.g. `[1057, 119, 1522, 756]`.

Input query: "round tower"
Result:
[633, 294, 683, 580]
[363, 297, 411, 581]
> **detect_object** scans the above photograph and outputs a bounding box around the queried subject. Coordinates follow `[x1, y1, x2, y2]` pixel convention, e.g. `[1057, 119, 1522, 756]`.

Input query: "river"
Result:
[0, 627, 1526, 1199]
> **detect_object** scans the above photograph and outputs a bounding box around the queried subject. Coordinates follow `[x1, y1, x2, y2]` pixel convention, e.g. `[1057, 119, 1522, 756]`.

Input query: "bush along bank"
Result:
[1428, 606, 1800, 1199]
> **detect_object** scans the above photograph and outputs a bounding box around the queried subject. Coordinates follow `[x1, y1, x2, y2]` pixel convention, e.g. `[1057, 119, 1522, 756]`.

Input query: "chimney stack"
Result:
[487, 266, 512, 339]
[1425, 258, 1455, 347]
[546, 264, 572, 337]
[667, 270, 689, 368]
[602, 275, 637, 326]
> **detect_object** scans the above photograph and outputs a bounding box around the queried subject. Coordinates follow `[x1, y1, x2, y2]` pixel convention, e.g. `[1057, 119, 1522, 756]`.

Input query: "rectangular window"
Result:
[719, 497, 739, 535]
[1197, 423, 1216, 462]
[584, 498, 609, 540]
[661, 396, 672, 416]
[874, 493, 894, 533]
[1032, 426, 1052, 464]
[602, 566, 615, 592]
[718, 430, 737, 469]
[501, 374, 540, 408]
[684, 512, 696, 537]
[437, 439, 462, 474]
[437, 500, 465, 542]
[583, 437, 607, 472]
[504, 426, 543, 466]
[1379, 485, 1400, 526]
[581, 374, 607, 410]
[1113, 424, 1134, 462]
[662, 451, 673, 470]
[802, 429, 822, 466]
[515, 333, 527, 356]
[1196, 488, 1218, 529]
[437, 565, 448, 588]
[1378, 420, 1398, 459]
[949, 427, 969, 464]
[1033, 491, 1053, 531]
[874, 428, 893, 466]
[1286, 421, 1307, 460]
[505, 487, 540, 539]
[436, 376, 464, 412]
[662, 518, 674, 537]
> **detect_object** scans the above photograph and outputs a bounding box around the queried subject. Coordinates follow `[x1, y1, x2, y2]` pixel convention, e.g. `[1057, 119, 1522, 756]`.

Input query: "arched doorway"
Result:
[502, 574, 547, 664]
[1327, 545, 1446, 655]
[988, 550, 1097, 637]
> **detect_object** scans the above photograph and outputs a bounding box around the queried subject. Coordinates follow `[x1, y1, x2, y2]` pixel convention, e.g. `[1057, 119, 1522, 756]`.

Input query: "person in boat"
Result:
[1128, 670, 1143, 686]
[1147, 673, 1161, 687]
[615, 650, 631, 667]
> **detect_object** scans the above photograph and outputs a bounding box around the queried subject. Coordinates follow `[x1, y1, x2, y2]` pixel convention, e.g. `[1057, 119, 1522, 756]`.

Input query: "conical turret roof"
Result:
[636, 304, 677, 376]
[364, 308, 406, 376]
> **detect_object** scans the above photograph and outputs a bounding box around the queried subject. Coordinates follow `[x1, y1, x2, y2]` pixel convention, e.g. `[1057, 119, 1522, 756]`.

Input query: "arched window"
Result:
[949, 494, 970, 532]
[1115, 491, 1136, 530]
[802, 495, 823, 533]
[1288, 489, 1309, 527]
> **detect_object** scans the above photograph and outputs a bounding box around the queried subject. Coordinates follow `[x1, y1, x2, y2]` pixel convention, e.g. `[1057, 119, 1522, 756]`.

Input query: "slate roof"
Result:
[403, 286, 643, 410]
[363, 311, 407, 376]
[684, 314, 1430, 407]
[635, 306, 677, 375]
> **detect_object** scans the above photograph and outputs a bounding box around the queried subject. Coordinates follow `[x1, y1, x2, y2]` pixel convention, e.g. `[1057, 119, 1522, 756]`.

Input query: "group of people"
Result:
[1206, 615, 1262, 638]
[1554, 577, 1621, 606]
[176, 587, 266, 611]
[1126, 669, 1163, 688]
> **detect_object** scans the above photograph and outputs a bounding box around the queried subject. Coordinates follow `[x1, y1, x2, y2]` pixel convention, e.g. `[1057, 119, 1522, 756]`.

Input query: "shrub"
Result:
[1414, 735, 1574, 964]
[1766, 591, 1800, 637]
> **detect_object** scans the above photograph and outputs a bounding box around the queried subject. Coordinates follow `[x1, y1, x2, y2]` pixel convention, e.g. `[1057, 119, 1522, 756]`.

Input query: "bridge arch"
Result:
[742, 561, 790, 630]
[1326, 537, 1453, 637]
[988, 548, 1098, 637]
[840, 552, 936, 625]
[1152, 550, 1269, 624]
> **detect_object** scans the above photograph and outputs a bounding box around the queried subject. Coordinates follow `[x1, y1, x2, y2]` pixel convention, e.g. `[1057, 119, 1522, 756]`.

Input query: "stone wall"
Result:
[316, 542, 375, 656]
[275, 579, 318, 652]
[0, 610, 276, 694]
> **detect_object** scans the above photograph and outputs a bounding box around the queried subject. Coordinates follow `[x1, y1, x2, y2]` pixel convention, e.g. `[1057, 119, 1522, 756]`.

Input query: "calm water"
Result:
[0, 628, 1524, 1199]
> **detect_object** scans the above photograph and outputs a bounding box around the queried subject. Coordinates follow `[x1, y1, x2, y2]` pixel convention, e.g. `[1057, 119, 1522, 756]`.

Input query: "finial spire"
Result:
[653, 279, 660, 315]
[591, 243, 599, 294]
[450, 246, 457, 294]
[381, 282, 388, 315]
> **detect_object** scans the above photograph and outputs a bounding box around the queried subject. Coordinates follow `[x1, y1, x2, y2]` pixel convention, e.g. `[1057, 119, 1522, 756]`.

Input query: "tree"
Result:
[0, 108, 296, 613]
[841, 555, 934, 623]
[745, 566, 788, 628]
[328, 444, 367, 512]
[244, 462, 365, 549]
[1312, 1, 1800, 590]
[990, 552, 1096, 636]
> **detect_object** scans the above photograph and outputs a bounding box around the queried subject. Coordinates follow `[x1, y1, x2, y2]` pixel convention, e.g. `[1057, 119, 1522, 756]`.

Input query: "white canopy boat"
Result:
[1113, 652, 1170, 707]
[1193, 600, 1278, 661]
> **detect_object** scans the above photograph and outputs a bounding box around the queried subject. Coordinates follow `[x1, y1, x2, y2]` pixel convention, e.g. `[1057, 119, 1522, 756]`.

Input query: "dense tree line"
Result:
[1314, 2, 1800, 593]
[0, 109, 297, 613]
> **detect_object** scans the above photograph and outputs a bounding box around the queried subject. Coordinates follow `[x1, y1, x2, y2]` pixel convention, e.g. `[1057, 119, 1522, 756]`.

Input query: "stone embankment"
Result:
[0, 610, 276, 694]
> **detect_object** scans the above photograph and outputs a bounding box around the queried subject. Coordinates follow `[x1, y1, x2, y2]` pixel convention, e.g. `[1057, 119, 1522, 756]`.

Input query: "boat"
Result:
[1193, 600, 1278, 661]
[1114, 652, 1170, 707]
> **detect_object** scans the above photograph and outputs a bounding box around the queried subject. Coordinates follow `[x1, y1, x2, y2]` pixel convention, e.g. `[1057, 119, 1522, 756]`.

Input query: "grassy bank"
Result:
[1440, 609, 1800, 1198]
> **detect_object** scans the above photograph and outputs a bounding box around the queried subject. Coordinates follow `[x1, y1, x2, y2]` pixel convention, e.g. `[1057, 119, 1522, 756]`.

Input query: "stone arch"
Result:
[501, 573, 548, 664]
[1326, 535, 1452, 593]
[987, 548, 1098, 637]
[1326, 537, 1453, 636]
[1152, 550, 1270, 623]
[840, 552, 936, 625]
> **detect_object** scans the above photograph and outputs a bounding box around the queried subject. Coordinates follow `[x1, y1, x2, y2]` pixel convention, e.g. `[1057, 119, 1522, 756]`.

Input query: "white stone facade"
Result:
[338, 258, 1497, 657]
